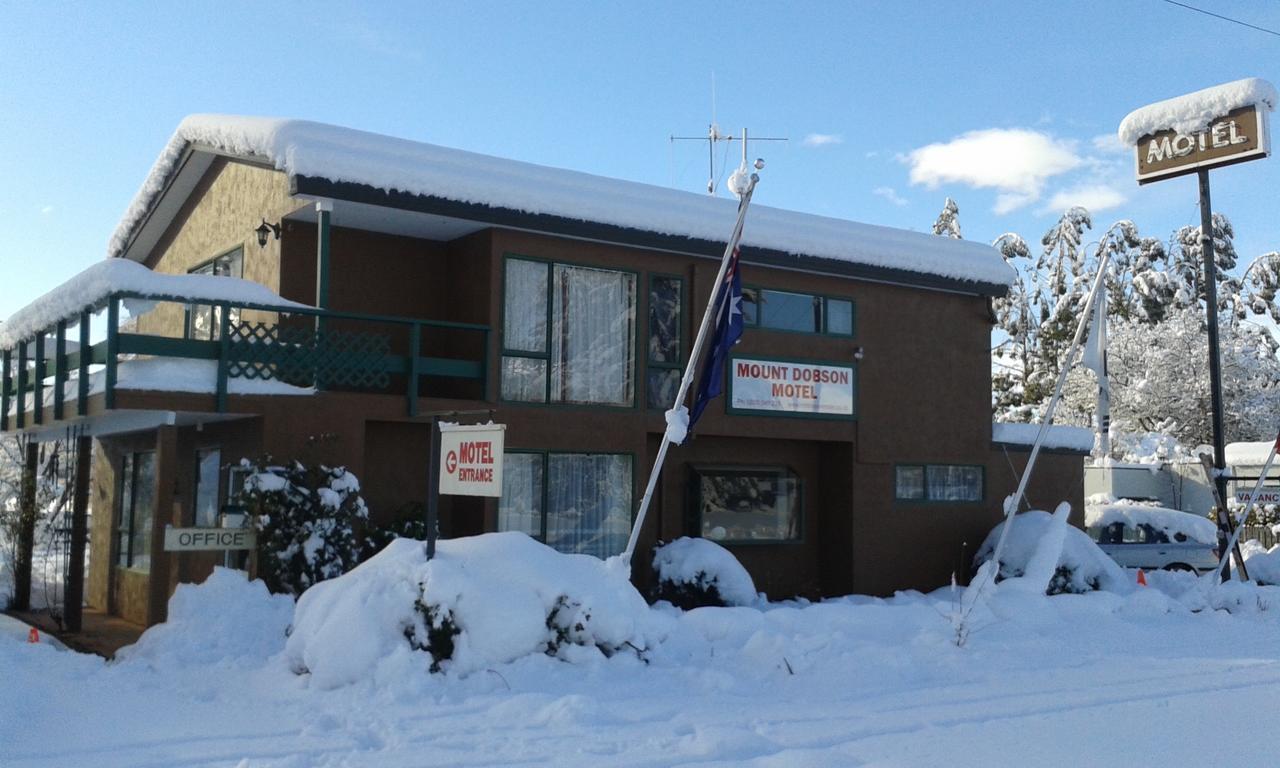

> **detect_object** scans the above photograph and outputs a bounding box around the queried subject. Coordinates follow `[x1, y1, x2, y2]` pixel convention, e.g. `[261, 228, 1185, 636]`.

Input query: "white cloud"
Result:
[802, 133, 843, 148]
[905, 128, 1082, 213]
[1091, 133, 1129, 155]
[40, 205, 54, 215]
[1038, 184, 1128, 216]
[873, 186, 908, 206]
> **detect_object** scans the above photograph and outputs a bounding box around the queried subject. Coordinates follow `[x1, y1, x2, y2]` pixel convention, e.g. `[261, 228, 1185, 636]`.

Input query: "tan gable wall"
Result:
[136, 158, 305, 336]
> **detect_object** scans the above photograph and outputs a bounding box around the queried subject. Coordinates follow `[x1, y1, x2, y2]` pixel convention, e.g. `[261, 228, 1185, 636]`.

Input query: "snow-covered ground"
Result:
[6, 554, 1280, 767]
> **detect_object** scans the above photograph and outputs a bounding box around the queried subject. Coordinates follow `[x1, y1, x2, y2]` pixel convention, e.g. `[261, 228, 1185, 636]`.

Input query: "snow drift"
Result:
[285, 534, 668, 688]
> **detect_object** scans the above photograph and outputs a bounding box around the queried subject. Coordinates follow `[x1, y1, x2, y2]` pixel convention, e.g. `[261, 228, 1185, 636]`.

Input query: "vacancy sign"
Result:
[1235, 488, 1280, 505]
[729, 357, 855, 417]
[439, 423, 505, 497]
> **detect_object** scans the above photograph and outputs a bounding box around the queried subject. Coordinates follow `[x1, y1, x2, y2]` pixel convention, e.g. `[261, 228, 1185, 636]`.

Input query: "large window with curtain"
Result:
[115, 451, 156, 571]
[498, 451, 633, 559]
[502, 257, 637, 406]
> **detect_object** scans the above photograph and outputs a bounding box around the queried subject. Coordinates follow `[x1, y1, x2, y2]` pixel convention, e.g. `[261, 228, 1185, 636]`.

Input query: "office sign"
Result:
[164, 527, 256, 551]
[729, 357, 855, 417]
[439, 423, 505, 497]
[1134, 105, 1269, 185]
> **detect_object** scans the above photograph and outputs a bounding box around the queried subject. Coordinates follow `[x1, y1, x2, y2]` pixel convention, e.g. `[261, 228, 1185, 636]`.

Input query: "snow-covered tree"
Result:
[932, 197, 962, 239]
[1033, 207, 1093, 385]
[991, 233, 1045, 418]
[1058, 305, 1280, 448]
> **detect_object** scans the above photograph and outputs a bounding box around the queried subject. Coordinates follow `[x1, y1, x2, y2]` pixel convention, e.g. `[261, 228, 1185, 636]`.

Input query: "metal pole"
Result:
[65, 433, 91, 632]
[1198, 169, 1232, 581]
[426, 415, 441, 560]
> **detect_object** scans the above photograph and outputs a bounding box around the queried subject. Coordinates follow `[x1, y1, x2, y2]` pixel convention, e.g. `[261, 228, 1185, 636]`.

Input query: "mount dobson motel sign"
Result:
[1121, 78, 1276, 185]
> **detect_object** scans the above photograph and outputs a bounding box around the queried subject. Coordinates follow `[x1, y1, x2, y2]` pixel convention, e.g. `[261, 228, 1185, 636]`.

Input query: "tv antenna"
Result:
[671, 74, 786, 195]
[671, 124, 787, 195]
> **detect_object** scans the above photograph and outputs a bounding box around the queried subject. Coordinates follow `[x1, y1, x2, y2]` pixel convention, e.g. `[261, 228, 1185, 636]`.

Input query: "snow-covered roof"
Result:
[0, 259, 309, 348]
[1226, 440, 1280, 468]
[1084, 499, 1217, 546]
[109, 115, 1014, 289]
[992, 422, 1094, 453]
[1118, 77, 1278, 144]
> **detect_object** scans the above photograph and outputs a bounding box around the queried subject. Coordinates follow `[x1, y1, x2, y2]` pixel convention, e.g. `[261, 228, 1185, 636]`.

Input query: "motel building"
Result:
[0, 116, 1086, 632]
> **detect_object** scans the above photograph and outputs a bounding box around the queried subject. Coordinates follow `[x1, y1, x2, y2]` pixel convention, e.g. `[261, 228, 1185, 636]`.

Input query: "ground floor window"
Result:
[498, 451, 633, 559]
[895, 464, 983, 502]
[193, 448, 221, 527]
[115, 451, 156, 571]
[693, 466, 801, 543]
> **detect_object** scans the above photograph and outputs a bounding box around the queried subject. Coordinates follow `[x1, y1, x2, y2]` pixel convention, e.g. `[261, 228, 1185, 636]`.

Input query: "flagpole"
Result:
[619, 168, 759, 566]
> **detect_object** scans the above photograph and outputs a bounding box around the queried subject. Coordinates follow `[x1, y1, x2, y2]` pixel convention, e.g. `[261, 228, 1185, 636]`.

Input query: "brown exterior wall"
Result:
[78, 158, 1087, 623]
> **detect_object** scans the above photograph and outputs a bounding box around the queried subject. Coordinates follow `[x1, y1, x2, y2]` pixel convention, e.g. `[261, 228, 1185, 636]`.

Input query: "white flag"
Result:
[1081, 285, 1109, 394]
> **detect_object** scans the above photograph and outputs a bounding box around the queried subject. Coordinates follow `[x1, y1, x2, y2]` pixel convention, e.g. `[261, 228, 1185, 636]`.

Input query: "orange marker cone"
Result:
[27, 627, 39, 643]
[1136, 569, 1147, 587]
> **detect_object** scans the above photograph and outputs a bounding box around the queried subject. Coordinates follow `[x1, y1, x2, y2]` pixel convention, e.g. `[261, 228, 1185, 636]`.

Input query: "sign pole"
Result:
[426, 415, 441, 560]
[1198, 168, 1233, 582]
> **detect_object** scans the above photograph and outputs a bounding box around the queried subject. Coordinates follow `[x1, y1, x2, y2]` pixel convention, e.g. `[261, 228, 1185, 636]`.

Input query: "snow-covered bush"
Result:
[650, 537, 758, 609]
[115, 567, 294, 670]
[1242, 540, 1280, 586]
[974, 509, 1127, 595]
[233, 457, 369, 597]
[285, 533, 666, 687]
[359, 503, 430, 561]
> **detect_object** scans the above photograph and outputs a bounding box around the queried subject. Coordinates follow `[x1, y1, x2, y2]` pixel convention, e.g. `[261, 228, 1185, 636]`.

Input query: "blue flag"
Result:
[686, 247, 744, 439]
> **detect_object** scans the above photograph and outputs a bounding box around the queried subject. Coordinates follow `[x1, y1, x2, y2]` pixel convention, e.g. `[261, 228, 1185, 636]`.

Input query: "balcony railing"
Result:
[0, 290, 490, 431]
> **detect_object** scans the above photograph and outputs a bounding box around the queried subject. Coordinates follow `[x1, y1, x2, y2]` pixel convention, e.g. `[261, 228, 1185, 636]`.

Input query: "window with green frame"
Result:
[646, 274, 683, 409]
[741, 287, 853, 336]
[115, 451, 156, 571]
[501, 257, 637, 406]
[186, 247, 244, 340]
[497, 451, 633, 559]
[895, 464, 984, 502]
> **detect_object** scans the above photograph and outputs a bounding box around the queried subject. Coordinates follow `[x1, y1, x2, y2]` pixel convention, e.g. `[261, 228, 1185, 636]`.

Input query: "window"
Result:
[742, 288, 853, 336]
[498, 452, 633, 559]
[501, 258, 637, 406]
[193, 448, 221, 527]
[647, 275, 683, 409]
[186, 247, 244, 340]
[694, 466, 800, 543]
[115, 451, 156, 571]
[895, 464, 983, 502]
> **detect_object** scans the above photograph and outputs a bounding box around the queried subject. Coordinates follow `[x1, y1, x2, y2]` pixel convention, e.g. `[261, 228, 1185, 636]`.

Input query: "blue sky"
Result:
[3, 1, 1280, 318]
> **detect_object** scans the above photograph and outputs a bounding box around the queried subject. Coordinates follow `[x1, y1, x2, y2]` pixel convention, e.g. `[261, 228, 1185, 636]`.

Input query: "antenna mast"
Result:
[671, 76, 786, 195]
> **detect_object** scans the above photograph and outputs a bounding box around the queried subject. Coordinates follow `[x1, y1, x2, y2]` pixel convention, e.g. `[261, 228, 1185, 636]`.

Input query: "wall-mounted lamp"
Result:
[255, 219, 282, 248]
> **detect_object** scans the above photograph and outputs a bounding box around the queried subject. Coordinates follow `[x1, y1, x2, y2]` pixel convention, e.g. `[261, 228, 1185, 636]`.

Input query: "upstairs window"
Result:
[742, 288, 853, 336]
[501, 257, 636, 406]
[647, 275, 683, 409]
[187, 247, 244, 340]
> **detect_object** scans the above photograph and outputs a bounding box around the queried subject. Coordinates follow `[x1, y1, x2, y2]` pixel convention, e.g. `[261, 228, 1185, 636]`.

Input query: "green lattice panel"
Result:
[227, 322, 390, 390]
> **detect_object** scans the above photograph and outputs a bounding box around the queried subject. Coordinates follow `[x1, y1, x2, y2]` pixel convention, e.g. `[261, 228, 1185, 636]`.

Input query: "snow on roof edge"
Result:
[1118, 77, 1278, 145]
[108, 115, 1014, 290]
[0, 259, 310, 348]
[1225, 440, 1280, 467]
[993, 422, 1094, 453]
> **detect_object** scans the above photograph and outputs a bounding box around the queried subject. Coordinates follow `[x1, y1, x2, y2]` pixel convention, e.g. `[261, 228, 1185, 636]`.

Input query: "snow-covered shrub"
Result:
[115, 567, 294, 670]
[650, 537, 758, 609]
[359, 503, 430, 561]
[974, 509, 1127, 595]
[1242, 540, 1280, 586]
[286, 533, 666, 687]
[233, 457, 369, 597]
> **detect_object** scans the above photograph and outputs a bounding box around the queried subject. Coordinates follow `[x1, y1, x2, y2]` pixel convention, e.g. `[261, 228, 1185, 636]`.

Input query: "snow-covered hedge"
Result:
[974, 508, 1128, 595]
[233, 458, 369, 597]
[285, 533, 666, 688]
[115, 568, 294, 670]
[650, 537, 759, 609]
[1242, 540, 1280, 586]
[1084, 495, 1218, 545]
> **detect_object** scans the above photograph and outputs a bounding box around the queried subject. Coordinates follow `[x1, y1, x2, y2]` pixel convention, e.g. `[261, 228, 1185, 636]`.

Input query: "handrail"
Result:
[0, 291, 492, 428]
